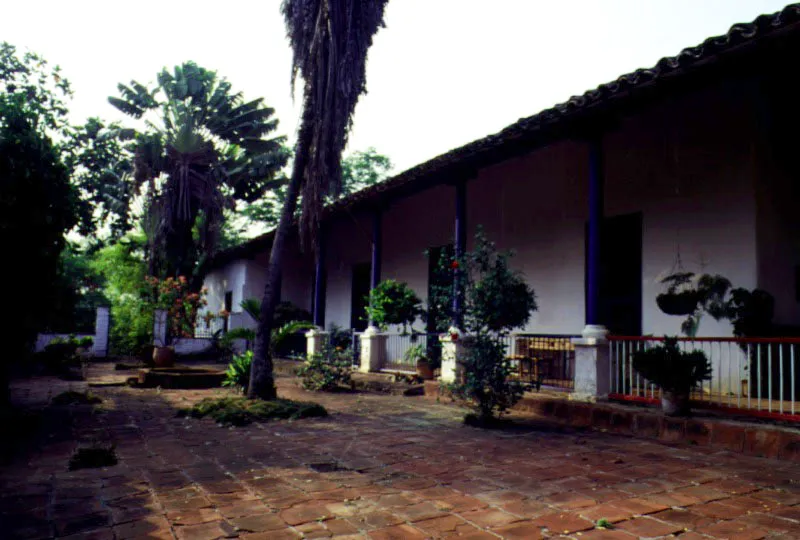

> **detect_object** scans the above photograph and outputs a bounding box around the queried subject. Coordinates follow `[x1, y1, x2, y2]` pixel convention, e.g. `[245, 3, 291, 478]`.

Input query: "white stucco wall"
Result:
[467, 140, 589, 335]
[202, 260, 247, 317]
[204, 75, 796, 342]
[381, 184, 455, 332]
[323, 213, 373, 330]
[605, 78, 760, 337]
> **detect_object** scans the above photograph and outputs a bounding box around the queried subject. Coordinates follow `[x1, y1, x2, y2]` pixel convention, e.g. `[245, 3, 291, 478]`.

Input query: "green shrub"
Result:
[37, 335, 87, 373]
[179, 397, 327, 426]
[449, 229, 536, 424]
[223, 351, 252, 393]
[328, 323, 353, 350]
[632, 337, 711, 395]
[298, 346, 352, 391]
[365, 279, 423, 332]
[451, 335, 523, 422]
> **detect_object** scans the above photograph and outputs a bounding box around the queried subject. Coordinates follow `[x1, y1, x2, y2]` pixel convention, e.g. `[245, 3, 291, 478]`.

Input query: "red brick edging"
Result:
[423, 381, 800, 462]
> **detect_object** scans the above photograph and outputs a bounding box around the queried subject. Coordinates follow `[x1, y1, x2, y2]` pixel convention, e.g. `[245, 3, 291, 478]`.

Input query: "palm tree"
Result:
[109, 62, 289, 285]
[248, 0, 389, 399]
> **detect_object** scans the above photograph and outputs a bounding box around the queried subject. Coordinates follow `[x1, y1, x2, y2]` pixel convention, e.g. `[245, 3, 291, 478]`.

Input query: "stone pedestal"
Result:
[93, 306, 110, 357]
[305, 328, 329, 358]
[359, 326, 387, 373]
[571, 325, 610, 402]
[153, 309, 168, 347]
[440, 327, 467, 384]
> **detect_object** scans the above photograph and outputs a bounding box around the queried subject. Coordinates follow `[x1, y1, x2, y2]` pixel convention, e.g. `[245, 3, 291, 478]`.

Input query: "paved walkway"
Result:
[4, 365, 800, 539]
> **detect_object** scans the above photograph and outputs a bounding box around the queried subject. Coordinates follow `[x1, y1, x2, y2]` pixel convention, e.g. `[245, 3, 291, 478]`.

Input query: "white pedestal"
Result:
[571, 325, 610, 402]
[359, 326, 387, 373]
[305, 328, 329, 358]
[440, 327, 467, 384]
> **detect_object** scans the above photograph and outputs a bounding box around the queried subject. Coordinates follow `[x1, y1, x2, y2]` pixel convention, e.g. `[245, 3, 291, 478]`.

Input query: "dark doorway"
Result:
[586, 212, 642, 335]
[350, 263, 371, 331]
[427, 244, 454, 333]
[224, 291, 233, 332]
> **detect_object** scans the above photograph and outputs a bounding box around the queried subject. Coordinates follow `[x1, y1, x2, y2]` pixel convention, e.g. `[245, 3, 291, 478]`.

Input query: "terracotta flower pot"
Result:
[661, 390, 690, 416]
[153, 346, 175, 368]
[416, 359, 434, 380]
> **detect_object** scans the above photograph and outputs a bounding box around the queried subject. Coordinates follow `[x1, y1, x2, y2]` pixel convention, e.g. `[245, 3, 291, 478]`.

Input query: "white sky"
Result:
[1, 0, 791, 173]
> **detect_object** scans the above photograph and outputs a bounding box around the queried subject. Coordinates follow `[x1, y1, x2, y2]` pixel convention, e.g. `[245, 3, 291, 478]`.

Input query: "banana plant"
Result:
[109, 61, 290, 282]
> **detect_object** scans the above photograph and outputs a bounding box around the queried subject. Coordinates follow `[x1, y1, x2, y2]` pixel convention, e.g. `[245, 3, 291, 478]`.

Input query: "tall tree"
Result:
[0, 100, 77, 404]
[249, 0, 389, 399]
[239, 147, 392, 231]
[109, 62, 289, 284]
[1, 43, 78, 404]
[339, 147, 392, 197]
[63, 118, 136, 242]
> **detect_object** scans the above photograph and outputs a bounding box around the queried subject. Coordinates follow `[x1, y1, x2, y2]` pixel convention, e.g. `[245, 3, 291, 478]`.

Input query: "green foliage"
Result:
[110, 61, 289, 280]
[632, 337, 711, 395]
[657, 272, 776, 339]
[339, 147, 393, 197]
[463, 230, 537, 333]
[596, 519, 613, 530]
[404, 343, 427, 364]
[1, 95, 77, 379]
[328, 323, 353, 350]
[92, 236, 152, 355]
[298, 346, 352, 391]
[220, 327, 256, 351]
[51, 391, 102, 406]
[62, 117, 136, 240]
[0, 42, 72, 135]
[241, 299, 313, 328]
[239, 147, 391, 230]
[424, 245, 455, 333]
[37, 336, 87, 374]
[223, 351, 253, 393]
[448, 228, 537, 423]
[452, 335, 523, 422]
[365, 279, 423, 332]
[179, 396, 327, 426]
[48, 244, 109, 334]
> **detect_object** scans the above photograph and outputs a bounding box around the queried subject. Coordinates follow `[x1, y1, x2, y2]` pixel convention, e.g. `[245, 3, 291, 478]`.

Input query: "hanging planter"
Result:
[656, 272, 699, 316]
[656, 290, 700, 316]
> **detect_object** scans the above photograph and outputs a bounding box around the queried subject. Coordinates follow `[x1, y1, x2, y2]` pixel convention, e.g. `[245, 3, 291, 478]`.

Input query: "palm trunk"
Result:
[248, 146, 307, 400]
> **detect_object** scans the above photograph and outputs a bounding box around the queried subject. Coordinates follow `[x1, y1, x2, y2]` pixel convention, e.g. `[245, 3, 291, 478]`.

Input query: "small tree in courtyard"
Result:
[448, 229, 537, 426]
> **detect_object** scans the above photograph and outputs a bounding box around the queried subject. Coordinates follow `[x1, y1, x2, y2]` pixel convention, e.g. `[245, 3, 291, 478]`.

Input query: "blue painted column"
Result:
[312, 229, 326, 327]
[586, 137, 604, 327]
[368, 209, 383, 327]
[452, 179, 467, 329]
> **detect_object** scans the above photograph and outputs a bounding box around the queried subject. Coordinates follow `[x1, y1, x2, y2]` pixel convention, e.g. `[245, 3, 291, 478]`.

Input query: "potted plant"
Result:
[632, 337, 711, 416]
[656, 272, 701, 316]
[404, 343, 433, 380]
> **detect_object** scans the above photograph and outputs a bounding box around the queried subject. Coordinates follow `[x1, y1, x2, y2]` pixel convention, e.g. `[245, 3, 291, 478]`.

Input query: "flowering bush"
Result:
[144, 276, 208, 339]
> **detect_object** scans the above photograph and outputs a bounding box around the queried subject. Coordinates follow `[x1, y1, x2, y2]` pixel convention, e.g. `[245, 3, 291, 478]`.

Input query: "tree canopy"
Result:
[109, 61, 290, 283]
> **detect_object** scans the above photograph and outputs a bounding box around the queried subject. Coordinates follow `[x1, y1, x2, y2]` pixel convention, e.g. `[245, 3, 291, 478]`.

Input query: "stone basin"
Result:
[136, 366, 226, 389]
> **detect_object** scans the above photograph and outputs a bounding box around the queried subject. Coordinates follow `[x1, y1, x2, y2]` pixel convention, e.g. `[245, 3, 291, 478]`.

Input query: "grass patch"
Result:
[51, 391, 102, 406]
[596, 518, 614, 529]
[177, 397, 328, 427]
[69, 445, 118, 470]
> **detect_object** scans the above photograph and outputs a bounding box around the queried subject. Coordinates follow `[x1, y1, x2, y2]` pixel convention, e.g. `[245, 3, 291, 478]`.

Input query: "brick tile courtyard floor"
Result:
[4, 364, 800, 539]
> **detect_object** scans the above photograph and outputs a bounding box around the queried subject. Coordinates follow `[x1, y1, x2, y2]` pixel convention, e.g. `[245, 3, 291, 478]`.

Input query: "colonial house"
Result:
[201, 5, 800, 408]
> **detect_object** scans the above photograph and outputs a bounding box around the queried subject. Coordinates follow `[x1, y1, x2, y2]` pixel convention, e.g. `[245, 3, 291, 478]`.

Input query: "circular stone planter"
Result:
[137, 367, 226, 389]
